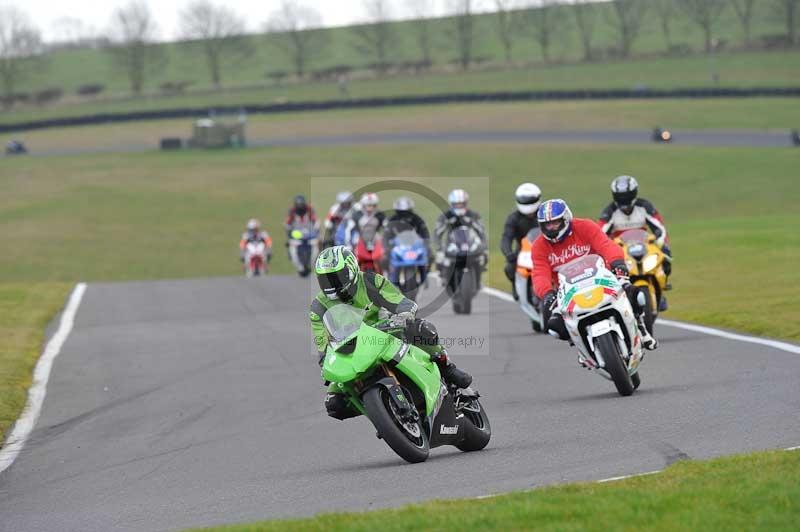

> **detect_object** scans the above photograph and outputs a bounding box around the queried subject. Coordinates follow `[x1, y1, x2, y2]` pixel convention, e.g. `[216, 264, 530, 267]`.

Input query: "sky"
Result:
[3, 0, 492, 43]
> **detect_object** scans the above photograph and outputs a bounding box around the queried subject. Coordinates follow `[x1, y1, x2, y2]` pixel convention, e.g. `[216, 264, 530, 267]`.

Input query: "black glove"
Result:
[610, 259, 629, 279]
[503, 261, 516, 282]
[505, 252, 518, 263]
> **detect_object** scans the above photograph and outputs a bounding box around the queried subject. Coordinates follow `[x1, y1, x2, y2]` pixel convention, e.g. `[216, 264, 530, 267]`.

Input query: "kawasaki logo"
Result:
[439, 425, 459, 435]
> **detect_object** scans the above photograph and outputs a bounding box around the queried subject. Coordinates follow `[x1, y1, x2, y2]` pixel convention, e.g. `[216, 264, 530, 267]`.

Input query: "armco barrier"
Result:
[1, 87, 799, 133]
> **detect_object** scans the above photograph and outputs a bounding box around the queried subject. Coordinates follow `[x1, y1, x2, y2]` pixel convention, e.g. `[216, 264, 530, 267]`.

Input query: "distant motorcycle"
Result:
[243, 240, 269, 277]
[288, 223, 319, 277]
[614, 229, 669, 334]
[515, 228, 546, 333]
[441, 226, 486, 315]
[5, 140, 27, 155]
[555, 254, 646, 397]
[354, 220, 384, 274]
[387, 230, 428, 301]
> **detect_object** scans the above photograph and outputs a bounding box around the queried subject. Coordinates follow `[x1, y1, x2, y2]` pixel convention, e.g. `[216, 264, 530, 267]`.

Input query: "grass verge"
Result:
[193, 449, 800, 531]
[1, 143, 797, 339]
[0, 283, 72, 444]
[7, 98, 800, 157]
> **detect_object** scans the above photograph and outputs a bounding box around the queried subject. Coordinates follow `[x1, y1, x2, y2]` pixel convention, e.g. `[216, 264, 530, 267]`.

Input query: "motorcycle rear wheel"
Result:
[596, 332, 635, 396]
[362, 386, 430, 463]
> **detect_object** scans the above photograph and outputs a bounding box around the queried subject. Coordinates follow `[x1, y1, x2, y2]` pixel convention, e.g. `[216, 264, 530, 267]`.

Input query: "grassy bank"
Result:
[3, 50, 800, 125]
[1, 143, 797, 340]
[194, 449, 800, 531]
[0, 283, 72, 444]
[7, 98, 800, 157]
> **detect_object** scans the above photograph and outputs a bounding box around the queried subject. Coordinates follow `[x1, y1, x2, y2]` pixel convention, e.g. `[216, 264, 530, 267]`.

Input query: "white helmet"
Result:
[515, 183, 542, 215]
[393, 196, 414, 211]
[246, 218, 260, 231]
[335, 191, 353, 204]
[448, 189, 469, 216]
[360, 192, 379, 207]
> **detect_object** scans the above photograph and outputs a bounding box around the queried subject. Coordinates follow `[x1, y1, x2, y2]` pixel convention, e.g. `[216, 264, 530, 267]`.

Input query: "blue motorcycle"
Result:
[288, 223, 320, 277]
[387, 230, 428, 301]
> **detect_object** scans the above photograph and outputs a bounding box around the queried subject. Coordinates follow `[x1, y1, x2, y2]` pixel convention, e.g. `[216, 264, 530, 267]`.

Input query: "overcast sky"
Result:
[5, 0, 497, 43]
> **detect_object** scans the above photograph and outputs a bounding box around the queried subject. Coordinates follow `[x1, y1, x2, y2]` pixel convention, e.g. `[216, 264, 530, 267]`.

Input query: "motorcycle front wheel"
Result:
[456, 398, 491, 452]
[362, 386, 429, 463]
[596, 332, 634, 397]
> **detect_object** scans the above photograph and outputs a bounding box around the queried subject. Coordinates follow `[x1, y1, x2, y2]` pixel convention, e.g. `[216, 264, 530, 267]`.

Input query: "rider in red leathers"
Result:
[532, 199, 658, 351]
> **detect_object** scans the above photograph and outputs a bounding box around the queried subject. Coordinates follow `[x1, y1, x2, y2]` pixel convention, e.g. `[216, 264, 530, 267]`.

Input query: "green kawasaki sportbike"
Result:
[321, 304, 491, 463]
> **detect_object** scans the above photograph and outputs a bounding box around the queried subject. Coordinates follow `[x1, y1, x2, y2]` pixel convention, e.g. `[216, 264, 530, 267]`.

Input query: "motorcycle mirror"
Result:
[636, 290, 647, 307]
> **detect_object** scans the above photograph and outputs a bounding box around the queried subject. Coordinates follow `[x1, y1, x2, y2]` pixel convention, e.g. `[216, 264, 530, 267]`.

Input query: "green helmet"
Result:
[315, 246, 360, 301]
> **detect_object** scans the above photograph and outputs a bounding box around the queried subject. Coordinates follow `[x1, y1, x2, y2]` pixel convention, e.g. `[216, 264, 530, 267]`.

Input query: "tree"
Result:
[0, 7, 44, 107]
[180, 0, 252, 88]
[729, 0, 756, 47]
[106, 1, 165, 95]
[606, 0, 649, 58]
[677, 0, 727, 53]
[772, 0, 799, 45]
[652, 0, 675, 50]
[572, 0, 597, 61]
[448, 0, 479, 70]
[525, 0, 565, 64]
[409, 0, 434, 66]
[352, 0, 395, 75]
[493, 0, 520, 64]
[266, 1, 327, 79]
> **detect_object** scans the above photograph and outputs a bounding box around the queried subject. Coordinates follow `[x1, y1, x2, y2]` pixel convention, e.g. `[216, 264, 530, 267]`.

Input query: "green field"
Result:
[194, 449, 800, 531]
[7, 98, 800, 157]
[1, 143, 798, 340]
[2, 0, 799, 125]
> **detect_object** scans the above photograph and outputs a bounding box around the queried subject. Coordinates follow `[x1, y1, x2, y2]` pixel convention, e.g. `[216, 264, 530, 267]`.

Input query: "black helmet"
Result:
[294, 194, 308, 216]
[611, 175, 639, 215]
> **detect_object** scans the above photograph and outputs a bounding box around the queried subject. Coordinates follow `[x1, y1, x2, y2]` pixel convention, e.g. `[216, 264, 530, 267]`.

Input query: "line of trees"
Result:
[1, 0, 799, 106]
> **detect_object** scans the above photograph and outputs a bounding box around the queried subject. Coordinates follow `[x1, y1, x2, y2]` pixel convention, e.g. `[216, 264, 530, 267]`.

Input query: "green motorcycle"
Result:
[321, 304, 491, 463]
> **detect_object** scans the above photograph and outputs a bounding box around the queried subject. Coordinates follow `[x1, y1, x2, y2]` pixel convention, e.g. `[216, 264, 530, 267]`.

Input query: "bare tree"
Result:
[266, 1, 327, 79]
[107, 1, 165, 95]
[409, 0, 434, 66]
[652, 0, 675, 50]
[729, 0, 756, 46]
[772, 0, 799, 45]
[525, 0, 566, 64]
[572, 0, 597, 61]
[606, 0, 649, 58]
[180, 0, 252, 88]
[677, 0, 727, 53]
[493, 0, 520, 64]
[448, 0, 479, 70]
[352, 0, 395, 75]
[0, 7, 44, 106]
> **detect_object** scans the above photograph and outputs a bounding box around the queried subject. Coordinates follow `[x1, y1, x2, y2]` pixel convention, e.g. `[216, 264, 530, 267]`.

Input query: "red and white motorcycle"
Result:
[244, 240, 269, 277]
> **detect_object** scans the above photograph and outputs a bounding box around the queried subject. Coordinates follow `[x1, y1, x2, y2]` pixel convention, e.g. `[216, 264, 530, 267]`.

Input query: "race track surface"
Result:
[11, 128, 797, 158]
[0, 276, 798, 531]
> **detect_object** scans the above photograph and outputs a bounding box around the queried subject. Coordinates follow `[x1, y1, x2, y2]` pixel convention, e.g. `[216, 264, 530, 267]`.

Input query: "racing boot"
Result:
[658, 295, 668, 312]
[637, 315, 658, 351]
[430, 350, 472, 389]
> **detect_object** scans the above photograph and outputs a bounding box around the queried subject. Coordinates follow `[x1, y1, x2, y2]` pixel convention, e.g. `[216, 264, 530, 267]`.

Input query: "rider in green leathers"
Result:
[310, 245, 473, 420]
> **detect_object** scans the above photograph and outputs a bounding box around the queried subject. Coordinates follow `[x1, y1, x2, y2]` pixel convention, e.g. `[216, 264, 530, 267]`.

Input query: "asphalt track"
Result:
[9, 128, 797, 158]
[1, 276, 799, 531]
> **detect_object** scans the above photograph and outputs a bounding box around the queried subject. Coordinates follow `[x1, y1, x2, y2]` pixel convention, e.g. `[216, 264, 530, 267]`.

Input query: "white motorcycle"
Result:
[515, 228, 546, 333]
[555, 254, 645, 396]
[244, 240, 269, 277]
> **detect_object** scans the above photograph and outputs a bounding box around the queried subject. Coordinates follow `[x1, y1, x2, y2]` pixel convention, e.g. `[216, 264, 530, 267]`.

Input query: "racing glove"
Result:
[505, 252, 518, 264]
[610, 259, 630, 280]
[543, 290, 557, 311]
[390, 311, 415, 328]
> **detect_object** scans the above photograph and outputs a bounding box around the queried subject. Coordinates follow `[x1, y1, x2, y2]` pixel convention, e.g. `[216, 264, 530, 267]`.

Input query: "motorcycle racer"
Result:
[434, 189, 487, 270]
[532, 199, 658, 351]
[599, 175, 672, 277]
[239, 218, 273, 264]
[500, 183, 542, 299]
[309, 246, 473, 420]
[323, 191, 356, 248]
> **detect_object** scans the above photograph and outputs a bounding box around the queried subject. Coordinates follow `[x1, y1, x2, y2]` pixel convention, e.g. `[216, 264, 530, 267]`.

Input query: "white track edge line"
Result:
[0, 282, 87, 475]
[479, 286, 800, 354]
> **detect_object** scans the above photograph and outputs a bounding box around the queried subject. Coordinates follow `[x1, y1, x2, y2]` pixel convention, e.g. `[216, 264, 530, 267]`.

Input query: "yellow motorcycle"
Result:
[614, 229, 668, 334]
